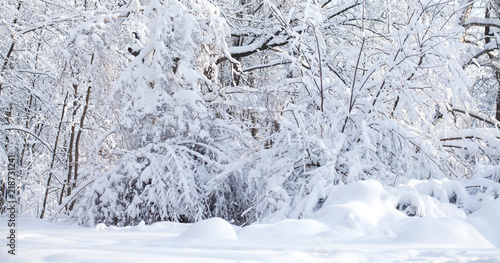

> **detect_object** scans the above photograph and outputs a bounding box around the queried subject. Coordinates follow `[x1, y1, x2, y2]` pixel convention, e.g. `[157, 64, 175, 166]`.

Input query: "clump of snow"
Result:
[177, 217, 237, 241]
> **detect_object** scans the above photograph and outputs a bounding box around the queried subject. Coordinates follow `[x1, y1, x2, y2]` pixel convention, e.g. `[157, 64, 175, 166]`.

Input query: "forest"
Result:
[0, 0, 499, 230]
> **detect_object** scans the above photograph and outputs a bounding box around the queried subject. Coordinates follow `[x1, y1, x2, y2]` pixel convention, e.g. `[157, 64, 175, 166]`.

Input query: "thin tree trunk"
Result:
[69, 85, 91, 211]
[59, 84, 78, 205]
[41, 92, 68, 218]
[18, 95, 34, 170]
[0, 3, 21, 95]
[496, 71, 500, 122]
[485, 2, 492, 45]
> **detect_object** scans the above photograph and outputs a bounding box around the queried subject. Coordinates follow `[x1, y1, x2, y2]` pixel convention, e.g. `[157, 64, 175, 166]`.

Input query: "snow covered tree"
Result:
[62, 0, 253, 226]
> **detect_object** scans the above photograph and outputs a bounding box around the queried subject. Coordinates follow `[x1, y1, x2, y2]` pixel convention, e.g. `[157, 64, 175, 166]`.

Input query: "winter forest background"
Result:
[0, 0, 499, 227]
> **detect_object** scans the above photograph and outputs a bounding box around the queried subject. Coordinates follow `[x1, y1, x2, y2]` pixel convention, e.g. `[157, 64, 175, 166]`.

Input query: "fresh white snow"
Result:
[1, 180, 499, 263]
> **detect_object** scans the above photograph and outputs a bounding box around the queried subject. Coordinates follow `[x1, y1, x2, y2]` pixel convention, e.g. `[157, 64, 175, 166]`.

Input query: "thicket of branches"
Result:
[0, 0, 499, 226]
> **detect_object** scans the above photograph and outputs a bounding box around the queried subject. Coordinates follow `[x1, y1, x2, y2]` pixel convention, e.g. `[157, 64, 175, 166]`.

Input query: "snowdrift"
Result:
[2, 179, 500, 262]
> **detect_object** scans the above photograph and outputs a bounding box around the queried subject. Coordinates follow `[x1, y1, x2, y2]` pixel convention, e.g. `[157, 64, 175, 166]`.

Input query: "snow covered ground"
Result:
[1, 180, 500, 263]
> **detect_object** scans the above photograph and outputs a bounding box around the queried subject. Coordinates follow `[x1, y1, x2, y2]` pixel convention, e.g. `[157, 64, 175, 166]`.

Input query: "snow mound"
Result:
[395, 217, 494, 248]
[311, 180, 404, 236]
[467, 198, 500, 247]
[177, 217, 237, 241]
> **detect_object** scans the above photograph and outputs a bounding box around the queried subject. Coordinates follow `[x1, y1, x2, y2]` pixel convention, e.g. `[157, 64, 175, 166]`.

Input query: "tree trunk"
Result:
[496, 71, 500, 122]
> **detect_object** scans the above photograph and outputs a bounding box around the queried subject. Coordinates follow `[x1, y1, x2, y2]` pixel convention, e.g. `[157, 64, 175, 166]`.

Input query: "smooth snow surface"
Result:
[1, 180, 500, 262]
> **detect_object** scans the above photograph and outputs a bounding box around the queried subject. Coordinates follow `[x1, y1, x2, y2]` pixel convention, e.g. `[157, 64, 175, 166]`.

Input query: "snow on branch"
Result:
[462, 18, 500, 29]
[228, 29, 288, 59]
[228, 39, 288, 58]
[242, 61, 291, 72]
[439, 128, 500, 156]
[325, 1, 361, 19]
[0, 125, 58, 159]
[451, 108, 500, 129]
[462, 47, 499, 69]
